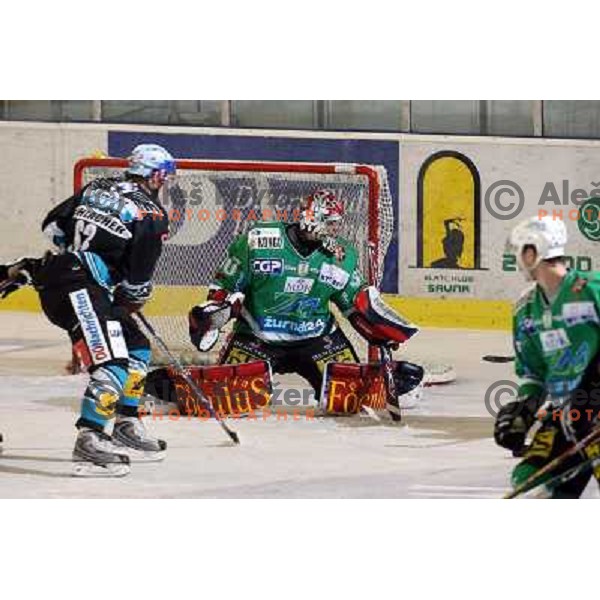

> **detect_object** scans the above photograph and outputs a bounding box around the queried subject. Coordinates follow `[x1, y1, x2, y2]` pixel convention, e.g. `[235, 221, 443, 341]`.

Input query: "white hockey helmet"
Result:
[506, 215, 567, 275]
[126, 144, 176, 178]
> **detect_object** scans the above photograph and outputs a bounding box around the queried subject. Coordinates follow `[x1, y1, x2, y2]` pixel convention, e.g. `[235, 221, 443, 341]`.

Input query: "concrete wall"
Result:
[399, 136, 600, 304]
[0, 122, 107, 257]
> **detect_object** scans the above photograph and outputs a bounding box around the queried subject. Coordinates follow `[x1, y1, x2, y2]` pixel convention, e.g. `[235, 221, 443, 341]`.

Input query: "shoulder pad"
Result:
[571, 277, 588, 293]
[114, 180, 138, 195]
[514, 284, 536, 314]
[88, 177, 120, 191]
[338, 238, 358, 259]
[247, 222, 285, 248]
[570, 271, 600, 294]
[249, 221, 284, 231]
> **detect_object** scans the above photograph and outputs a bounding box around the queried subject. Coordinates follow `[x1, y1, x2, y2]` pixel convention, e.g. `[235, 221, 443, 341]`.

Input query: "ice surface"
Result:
[0, 312, 596, 498]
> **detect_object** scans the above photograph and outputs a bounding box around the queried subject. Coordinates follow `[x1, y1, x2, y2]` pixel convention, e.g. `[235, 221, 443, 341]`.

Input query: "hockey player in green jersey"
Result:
[187, 190, 420, 409]
[495, 215, 600, 497]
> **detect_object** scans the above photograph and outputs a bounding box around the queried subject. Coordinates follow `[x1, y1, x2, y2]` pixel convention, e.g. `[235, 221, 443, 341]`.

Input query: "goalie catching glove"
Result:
[346, 286, 419, 348]
[189, 291, 245, 351]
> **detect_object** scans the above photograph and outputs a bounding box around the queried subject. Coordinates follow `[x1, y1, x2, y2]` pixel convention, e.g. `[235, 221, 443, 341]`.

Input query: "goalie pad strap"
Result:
[348, 287, 419, 346]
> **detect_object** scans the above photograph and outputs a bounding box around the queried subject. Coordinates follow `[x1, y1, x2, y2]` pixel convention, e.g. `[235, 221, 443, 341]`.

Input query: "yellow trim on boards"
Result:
[0, 288, 41, 312]
[384, 295, 511, 330]
[1, 287, 512, 330]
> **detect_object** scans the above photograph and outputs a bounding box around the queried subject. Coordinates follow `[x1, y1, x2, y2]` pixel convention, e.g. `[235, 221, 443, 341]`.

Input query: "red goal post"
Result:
[73, 157, 394, 363]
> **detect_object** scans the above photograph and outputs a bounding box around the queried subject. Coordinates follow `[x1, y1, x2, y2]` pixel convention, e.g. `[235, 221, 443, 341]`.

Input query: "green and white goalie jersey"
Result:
[514, 269, 600, 403]
[210, 222, 365, 344]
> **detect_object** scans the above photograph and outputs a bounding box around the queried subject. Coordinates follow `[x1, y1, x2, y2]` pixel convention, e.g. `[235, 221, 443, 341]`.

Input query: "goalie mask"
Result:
[506, 216, 567, 280]
[126, 144, 176, 182]
[299, 190, 344, 249]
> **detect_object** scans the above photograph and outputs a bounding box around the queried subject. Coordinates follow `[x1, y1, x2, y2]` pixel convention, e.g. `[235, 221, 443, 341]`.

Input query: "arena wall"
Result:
[1, 121, 599, 330]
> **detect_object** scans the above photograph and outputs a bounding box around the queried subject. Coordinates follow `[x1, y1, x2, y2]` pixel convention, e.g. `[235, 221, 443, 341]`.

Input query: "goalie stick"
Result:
[136, 312, 240, 445]
[380, 345, 402, 422]
[365, 241, 404, 421]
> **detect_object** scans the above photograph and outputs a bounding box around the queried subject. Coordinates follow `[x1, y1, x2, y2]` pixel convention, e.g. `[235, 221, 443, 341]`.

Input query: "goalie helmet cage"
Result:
[73, 157, 395, 364]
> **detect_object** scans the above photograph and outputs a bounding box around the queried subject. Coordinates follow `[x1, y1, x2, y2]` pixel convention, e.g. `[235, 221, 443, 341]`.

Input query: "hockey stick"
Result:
[365, 242, 401, 422]
[505, 426, 600, 498]
[518, 455, 597, 498]
[136, 312, 240, 445]
[0, 278, 12, 295]
[0, 271, 29, 298]
[482, 355, 515, 363]
[380, 345, 402, 422]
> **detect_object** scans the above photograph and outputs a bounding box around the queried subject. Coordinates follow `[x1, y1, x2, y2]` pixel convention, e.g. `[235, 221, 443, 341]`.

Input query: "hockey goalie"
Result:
[146, 190, 423, 421]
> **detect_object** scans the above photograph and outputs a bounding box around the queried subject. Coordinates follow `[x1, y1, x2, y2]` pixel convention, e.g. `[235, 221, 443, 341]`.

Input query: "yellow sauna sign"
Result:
[417, 151, 481, 270]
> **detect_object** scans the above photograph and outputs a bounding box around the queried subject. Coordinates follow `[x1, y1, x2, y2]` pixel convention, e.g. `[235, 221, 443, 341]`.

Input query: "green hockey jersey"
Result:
[211, 222, 365, 344]
[513, 270, 600, 404]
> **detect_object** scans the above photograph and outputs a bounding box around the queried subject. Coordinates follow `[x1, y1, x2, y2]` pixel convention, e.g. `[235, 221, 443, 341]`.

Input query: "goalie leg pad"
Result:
[321, 362, 386, 413]
[145, 360, 273, 416]
[321, 360, 424, 414]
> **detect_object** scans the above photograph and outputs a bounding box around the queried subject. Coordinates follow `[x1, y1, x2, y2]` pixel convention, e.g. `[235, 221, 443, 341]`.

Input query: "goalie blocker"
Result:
[188, 291, 244, 351]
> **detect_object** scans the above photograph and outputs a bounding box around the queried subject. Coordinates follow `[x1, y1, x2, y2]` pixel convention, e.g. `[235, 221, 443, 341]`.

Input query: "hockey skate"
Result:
[72, 428, 130, 477]
[112, 416, 167, 462]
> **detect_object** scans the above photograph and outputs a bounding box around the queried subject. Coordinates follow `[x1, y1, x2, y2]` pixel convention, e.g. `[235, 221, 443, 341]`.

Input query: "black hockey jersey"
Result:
[41, 177, 169, 300]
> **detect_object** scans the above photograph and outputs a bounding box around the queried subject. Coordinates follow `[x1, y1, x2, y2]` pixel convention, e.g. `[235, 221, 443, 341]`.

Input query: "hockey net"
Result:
[73, 158, 395, 364]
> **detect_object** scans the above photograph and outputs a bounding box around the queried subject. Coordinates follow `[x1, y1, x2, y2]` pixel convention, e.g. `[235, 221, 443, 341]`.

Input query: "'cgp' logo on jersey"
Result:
[252, 259, 283, 275]
[318, 263, 350, 290]
[249, 228, 283, 250]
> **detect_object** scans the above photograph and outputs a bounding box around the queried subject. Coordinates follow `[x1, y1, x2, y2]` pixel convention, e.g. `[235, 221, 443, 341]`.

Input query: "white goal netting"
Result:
[74, 158, 395, 363]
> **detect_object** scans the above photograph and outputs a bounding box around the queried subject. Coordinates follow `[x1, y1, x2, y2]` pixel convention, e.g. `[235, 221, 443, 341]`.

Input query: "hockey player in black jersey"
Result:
[2, 144, 176, 476]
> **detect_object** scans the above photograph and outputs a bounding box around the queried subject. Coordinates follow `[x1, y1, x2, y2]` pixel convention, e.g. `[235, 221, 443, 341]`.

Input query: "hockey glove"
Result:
[113, 280, 153, 314]
[189, 292, 244, 351]
[347, 287, 419, 350]
[0, 257, 39, 299]
[494, 396, 539, 452]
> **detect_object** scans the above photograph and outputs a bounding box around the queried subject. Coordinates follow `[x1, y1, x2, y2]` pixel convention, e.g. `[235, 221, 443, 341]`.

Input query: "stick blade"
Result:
[482, 355, 515, 363]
